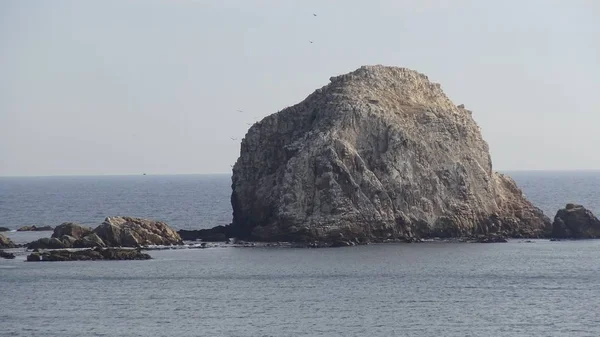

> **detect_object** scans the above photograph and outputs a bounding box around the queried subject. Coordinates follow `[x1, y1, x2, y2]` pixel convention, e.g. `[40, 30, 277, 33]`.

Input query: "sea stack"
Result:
[230, 65, 551, 243]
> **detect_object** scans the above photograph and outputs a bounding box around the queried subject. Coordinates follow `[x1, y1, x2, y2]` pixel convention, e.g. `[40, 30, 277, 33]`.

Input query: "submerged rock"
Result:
[0, 250, 15, 259]
[228, 65, 550, 243]
[551, 204, 600, 239]
[25, 247, 151, 262]
[0, 234, 15, 249]
[17, 225, 54, 231]
[0, 227, 10, 232]
[94, 216, 183, 247]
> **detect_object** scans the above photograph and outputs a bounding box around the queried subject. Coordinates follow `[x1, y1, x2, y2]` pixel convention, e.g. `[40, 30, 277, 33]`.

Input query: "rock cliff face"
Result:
[230, 65, 550, 242]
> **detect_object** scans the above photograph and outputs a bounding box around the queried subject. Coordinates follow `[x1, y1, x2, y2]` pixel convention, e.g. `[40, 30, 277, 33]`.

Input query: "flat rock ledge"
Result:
[26, 247, 151, 262]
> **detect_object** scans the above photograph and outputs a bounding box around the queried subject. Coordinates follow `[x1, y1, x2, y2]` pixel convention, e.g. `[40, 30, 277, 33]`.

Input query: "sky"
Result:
[0, 0, 598, 176]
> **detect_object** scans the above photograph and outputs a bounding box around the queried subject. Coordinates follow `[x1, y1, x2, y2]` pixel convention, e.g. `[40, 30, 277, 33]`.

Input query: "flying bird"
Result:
[313, 13, 317, 16]
[309, 41, 314, 44]
[230, 137, 238, 141]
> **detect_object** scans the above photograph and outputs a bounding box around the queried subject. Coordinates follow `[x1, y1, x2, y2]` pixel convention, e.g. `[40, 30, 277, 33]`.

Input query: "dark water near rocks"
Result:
[1, 171, 600, 336]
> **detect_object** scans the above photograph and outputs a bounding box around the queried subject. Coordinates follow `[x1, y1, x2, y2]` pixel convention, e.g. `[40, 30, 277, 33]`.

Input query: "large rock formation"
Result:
[0, 234, 15, 249]
[551, 204, 600, 239]
[230, 65, 550, 243]
[93, 216, 183, 247]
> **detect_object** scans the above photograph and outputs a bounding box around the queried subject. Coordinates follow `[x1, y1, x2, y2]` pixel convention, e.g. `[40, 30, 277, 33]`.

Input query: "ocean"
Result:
[1, 171, 600, 337]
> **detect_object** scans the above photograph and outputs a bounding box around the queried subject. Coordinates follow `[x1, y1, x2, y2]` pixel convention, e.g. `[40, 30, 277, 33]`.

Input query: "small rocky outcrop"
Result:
[26, 247, 151, 262]
[27, 223, 100, 250]
[0, 227, 10, 232]
[178, 226, 231, 242]
[25, 218, 182, 249]
[17, 225, 53, 231]
[228, 65, 551, 244]
[0, 234, 15, 249]
[551, 204, 600, 239]
[0, 250, 16, 259]
[93, 216, 183, 247]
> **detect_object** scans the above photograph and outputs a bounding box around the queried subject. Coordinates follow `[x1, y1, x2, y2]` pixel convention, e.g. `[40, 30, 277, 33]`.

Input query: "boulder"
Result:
[551, 204, 600, 239]
[228, 65, 551, 243]
[25, 247, 151, 262]
[0, 227, 10, 232]
[0, 234, 15, 248]
[51, 223, 92, 239]
[94, 216, 183, 247]
[27, 253, 41, 262]
[73, 232, 106, 248]
[0, 250, 15, 259]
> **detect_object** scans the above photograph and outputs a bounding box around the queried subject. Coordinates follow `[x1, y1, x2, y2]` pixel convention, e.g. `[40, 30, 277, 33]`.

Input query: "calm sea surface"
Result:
[1, 171, 599, 337]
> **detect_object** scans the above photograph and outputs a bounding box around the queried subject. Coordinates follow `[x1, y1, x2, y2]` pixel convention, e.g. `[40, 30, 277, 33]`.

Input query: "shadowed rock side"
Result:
[230, 65, 550, 243]
[552, 204, 600, 239]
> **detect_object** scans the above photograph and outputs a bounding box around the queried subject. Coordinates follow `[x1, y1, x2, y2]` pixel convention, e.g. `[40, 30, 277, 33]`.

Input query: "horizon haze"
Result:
[1, 0, 599, 176]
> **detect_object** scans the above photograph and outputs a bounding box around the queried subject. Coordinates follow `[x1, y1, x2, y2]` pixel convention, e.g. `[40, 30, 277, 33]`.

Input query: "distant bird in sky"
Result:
[309, 41, 314, 44]
[230, 137, 238, 141]
[313, 13, 317, 16]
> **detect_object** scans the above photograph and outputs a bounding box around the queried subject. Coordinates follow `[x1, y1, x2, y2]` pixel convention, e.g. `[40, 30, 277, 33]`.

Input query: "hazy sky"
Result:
[1, 0, 598, 176]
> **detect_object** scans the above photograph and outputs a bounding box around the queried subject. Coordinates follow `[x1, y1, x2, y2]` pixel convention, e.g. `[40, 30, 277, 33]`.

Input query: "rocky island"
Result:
[27, 216, 183, 250]
[551, 204, 600, 239]
[203, 65, 552, 246]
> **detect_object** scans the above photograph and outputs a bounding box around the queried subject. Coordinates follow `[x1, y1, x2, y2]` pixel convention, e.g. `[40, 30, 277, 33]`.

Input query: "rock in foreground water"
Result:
[0, 250, 16, 259]
[552, 204, 600, 239]
[26, 247, 151, 262]
[229, 65, 551, 243]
